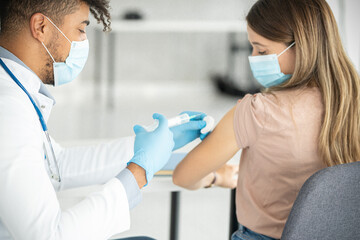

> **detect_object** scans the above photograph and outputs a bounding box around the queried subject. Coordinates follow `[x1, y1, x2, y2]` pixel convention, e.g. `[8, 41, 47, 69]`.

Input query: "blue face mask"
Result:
[248, 42, 295, 88]
[41, 16, 89, 87]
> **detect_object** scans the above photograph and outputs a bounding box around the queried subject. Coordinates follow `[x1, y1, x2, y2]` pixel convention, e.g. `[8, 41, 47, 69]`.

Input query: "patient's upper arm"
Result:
[173, 105, 240, 186]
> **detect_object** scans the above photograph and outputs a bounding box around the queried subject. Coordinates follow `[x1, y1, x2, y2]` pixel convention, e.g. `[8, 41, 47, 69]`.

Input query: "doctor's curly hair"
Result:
[0, 0, 112, 34]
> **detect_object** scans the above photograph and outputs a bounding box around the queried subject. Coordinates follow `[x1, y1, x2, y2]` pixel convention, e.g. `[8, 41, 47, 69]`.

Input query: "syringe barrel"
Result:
[167, 113, 190, 128]
[144, 113, 190, 131]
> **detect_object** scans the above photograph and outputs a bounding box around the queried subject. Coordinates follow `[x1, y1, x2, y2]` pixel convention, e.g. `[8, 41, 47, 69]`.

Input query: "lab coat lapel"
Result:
[0, 58, 54, 122]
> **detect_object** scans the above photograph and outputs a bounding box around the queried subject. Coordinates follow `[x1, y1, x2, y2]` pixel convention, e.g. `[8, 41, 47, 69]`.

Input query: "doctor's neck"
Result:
[0, 32, 50, 84]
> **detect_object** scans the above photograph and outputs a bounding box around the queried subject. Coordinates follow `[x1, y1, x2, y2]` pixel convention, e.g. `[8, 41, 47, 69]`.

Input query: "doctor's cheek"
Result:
[72, 28, 87, 41]
[80, 31, 88, 41]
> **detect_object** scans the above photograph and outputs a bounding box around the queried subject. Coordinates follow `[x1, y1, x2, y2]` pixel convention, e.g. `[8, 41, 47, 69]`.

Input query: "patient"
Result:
[172, 0, 360, 240]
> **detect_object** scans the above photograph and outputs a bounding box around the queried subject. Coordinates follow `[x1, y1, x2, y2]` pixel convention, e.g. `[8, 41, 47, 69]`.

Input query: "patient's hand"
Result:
[215, 164, 239, 189]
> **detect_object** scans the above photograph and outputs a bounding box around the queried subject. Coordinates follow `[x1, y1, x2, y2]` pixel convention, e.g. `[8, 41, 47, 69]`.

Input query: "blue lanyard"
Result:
[0, 58, 61, 182]
[0, 58, 48, 131]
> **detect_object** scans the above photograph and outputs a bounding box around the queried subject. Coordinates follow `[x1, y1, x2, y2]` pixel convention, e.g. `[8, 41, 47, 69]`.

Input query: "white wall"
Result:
[82, 0, 256, 86]
[344, 0, 360, 72]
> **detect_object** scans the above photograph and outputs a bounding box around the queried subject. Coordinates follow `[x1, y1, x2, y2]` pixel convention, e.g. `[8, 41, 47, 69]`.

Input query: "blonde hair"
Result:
[246, 0, 360, 167]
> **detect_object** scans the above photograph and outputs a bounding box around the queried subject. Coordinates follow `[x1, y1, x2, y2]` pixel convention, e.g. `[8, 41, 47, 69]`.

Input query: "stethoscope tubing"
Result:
[0, 58, 61, 182]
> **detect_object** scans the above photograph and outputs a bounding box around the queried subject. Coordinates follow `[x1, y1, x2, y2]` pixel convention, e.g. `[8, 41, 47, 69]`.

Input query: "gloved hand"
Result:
[128, 113, 174, 185]
[170, 111, 209, 151]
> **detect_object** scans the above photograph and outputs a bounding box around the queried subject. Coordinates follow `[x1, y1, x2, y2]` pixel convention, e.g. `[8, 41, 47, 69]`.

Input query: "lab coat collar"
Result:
[0, 46, 56, 105]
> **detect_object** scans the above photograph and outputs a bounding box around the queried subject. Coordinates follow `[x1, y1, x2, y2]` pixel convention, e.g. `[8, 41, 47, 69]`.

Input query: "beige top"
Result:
[233, 87, 326, 239]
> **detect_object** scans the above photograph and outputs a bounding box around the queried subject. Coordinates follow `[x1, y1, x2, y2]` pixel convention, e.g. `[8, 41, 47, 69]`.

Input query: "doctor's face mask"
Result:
[248, 42, 295, 88]
[41, 16, 89, 87]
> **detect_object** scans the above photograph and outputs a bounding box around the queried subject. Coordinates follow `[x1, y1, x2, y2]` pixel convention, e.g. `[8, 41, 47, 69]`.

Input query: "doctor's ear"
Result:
[29, 13, 48, 42]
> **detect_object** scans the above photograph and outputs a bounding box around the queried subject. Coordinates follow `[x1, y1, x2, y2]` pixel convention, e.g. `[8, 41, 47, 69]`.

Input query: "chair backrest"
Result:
[281, 161, 360, 240]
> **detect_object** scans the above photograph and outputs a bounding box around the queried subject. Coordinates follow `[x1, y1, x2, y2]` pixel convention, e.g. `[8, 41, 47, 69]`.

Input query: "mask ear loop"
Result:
[41, 42, 56, 63]
[41, 15, 73, 64]
[44, 16, 72, 44]
[278, 42, 296, 57]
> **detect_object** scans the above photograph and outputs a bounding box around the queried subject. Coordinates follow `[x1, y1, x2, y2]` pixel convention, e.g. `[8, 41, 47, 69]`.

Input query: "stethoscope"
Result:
[0, 58, 61, 182]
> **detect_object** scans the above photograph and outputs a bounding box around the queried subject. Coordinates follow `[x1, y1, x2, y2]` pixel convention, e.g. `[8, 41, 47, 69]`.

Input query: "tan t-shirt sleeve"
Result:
[233, 94, 267, 149]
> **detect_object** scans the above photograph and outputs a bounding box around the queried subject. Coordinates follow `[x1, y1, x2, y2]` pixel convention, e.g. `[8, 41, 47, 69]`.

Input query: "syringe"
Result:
[144, 113, 202, 132]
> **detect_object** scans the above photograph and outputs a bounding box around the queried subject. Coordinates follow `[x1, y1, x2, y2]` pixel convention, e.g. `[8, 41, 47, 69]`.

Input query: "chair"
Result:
[281, 161, 360, 240]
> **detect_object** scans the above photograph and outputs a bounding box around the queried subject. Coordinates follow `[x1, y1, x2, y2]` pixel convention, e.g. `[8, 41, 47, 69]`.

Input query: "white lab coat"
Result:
[0, 58, 135, 240]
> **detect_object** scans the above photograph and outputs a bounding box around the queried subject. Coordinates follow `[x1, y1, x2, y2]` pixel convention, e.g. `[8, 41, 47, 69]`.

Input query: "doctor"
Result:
[0, 0, 208, 239]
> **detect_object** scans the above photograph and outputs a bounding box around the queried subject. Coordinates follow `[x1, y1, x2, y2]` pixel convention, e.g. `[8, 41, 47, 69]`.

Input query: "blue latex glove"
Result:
[128, 113, 174, 185]
[170, 111, 209, 151]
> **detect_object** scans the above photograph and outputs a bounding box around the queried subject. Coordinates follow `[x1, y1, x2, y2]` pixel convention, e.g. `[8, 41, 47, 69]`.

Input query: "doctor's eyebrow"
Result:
[81, 20, 90, 26]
